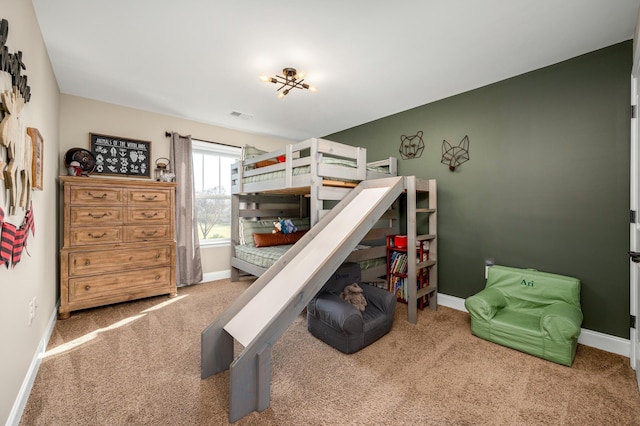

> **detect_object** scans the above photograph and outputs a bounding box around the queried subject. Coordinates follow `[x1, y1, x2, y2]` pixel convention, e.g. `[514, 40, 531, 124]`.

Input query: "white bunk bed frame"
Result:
[230, 137, 398, 282]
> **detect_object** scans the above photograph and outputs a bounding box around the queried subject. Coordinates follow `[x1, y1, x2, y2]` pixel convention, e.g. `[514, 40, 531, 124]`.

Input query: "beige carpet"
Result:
[20, 278, 640, 425]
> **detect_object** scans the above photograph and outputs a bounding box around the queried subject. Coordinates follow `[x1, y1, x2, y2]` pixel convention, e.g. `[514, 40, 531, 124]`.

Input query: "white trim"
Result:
[438, 293, 631, 358]
[631, 50, 640, 378]
[199, 238, 231, 249]
[438, 293, 468, 313]
[578, 329, 630, 358]
[192, 139, 241, 156]
[178, 271, 231, 287]
[202, 270, 231, 283]
[7, 304, 58, 426]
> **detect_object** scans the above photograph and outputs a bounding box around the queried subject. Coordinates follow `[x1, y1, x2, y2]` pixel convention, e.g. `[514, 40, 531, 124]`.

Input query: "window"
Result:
[192, 140, 241, 246]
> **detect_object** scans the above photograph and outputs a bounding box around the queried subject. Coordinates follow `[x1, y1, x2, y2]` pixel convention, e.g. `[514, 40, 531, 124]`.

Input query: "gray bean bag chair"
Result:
[307, 263, 396, 354]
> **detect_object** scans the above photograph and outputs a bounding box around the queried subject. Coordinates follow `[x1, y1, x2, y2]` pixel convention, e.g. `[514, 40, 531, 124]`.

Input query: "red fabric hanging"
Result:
[0, 206, 35, 268]
[11, 225, 25, 267]
[21, 204, 35, 257]
[1, 221, 16, 268]
[24, 204, 35, 237]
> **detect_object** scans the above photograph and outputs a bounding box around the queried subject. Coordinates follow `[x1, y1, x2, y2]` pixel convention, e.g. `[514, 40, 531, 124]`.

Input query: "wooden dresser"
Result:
[59, 176, 177, 319]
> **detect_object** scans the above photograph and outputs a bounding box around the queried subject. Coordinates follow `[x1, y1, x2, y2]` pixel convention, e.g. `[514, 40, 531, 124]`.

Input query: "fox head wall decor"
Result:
[441, 135, 470, 171]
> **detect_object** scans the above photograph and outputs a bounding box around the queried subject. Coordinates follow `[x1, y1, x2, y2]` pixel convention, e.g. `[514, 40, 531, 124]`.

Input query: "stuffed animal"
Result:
[340, 283, 368, 312]
[272, 218, 298, 234]
[272, 221, 282, 234]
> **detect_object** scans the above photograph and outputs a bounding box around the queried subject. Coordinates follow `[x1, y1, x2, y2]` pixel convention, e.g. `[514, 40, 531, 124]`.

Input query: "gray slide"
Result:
[201, 176, 405, 423]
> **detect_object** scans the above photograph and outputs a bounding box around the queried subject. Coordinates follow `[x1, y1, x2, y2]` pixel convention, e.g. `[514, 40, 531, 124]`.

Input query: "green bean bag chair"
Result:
[464, 265, 583, 366]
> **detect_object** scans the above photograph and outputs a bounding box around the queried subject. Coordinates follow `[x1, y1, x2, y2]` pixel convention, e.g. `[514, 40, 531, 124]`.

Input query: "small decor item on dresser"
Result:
[64, 148, 96, 176]
[66, 161, 82, 176]
[154, 158, 175, 182]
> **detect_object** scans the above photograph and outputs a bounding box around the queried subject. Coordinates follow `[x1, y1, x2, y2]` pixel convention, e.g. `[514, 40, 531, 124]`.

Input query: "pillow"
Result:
[241, 145, 268, 160]
[253, 230, 308, 248]
[255, 159, 279, 168]
[240, 217, 310, 247]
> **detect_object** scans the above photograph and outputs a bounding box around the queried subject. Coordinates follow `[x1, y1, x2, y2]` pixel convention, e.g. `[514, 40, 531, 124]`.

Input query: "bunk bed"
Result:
[230, 137, 399, 283]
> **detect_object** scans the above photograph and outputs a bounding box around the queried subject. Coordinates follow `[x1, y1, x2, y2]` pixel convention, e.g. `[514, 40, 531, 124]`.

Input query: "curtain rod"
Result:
[165, 131, 240, 149]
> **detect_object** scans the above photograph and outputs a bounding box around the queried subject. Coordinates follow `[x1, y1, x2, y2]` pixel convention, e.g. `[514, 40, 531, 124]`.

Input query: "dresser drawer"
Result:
[126, 207, 171, 224]
[128, 189, 171, 205]
[70, 186, 124, 205]
[71, 207, 124, 226]
[125, 225, 171, 242]
[69, 267, 172, 303]
[67, 245, 172, 276]
[70, 226, 123, 246]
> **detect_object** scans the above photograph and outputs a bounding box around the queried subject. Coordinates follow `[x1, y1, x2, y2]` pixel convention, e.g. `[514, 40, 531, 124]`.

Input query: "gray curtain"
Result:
[170, 132, 203, 286]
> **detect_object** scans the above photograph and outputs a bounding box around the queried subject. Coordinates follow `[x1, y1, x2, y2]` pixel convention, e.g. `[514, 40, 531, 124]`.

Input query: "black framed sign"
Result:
[89, 133, 152, 178]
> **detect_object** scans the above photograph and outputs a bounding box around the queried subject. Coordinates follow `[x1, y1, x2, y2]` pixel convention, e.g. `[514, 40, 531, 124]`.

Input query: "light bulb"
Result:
[295, 71, 305, 80]
[309, 86, 317, 93]
[260, 75, 277, 84]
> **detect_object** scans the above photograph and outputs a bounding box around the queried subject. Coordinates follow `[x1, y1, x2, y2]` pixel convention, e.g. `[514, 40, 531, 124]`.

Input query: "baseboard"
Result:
[577, 328, 630, 358]
[202, 270, 231, 283]
[6, 304, 58, 426]
[438, 293, 468, 313]
[437, 292, 631, 358]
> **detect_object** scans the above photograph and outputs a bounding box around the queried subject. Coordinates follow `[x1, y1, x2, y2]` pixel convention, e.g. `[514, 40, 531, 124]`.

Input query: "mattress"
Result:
[234, 244, 385, 271]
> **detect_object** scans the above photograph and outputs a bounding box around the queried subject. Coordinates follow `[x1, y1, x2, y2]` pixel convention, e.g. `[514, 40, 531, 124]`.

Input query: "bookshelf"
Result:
[386, 235, 435, 309]
[387, 177, 437, 324]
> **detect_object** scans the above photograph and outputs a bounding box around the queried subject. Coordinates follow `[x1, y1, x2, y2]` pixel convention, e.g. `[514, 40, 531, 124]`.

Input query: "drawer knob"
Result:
[155, 254, 161, 259]
[88, 192, 108, 199]
[142, 194, 158, 201]
[88, 232, 107, 239]
[85, 285, 91, 291]
[142, 212, 158, 218]
[142, 230, 158, 236]
[84, 260, 90, 266]
[155, 275, 161, 280]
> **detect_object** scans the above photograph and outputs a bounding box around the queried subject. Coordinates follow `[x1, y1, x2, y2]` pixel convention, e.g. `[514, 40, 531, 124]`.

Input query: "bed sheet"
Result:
[234, 244, 385, 271]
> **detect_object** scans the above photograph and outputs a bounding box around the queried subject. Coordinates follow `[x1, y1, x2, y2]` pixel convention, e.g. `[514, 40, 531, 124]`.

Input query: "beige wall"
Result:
[2, 7, 289, 421]
[1, 1, 61, 424]
[59, 94, 290, 277]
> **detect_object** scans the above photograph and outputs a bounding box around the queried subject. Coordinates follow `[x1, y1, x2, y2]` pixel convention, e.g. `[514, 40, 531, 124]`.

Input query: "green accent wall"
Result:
[328, 41, 632, 338]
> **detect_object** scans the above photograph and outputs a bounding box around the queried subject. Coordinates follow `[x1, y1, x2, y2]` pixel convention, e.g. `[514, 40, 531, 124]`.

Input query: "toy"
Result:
[340, 283, 368, 312]
[67, 161, 82, 176]
[272, 218, 298, 234]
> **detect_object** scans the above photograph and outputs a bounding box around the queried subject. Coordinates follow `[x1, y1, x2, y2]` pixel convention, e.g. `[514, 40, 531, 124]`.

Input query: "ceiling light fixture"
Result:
[259, 67, 317, 99]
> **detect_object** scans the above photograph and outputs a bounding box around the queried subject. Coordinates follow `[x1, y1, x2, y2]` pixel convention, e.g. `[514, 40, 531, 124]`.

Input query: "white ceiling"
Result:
[32, 0, 640, 142]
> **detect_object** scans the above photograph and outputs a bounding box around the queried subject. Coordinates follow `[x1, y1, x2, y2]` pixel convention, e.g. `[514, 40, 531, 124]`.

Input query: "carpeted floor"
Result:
[20, 278, 640, 425]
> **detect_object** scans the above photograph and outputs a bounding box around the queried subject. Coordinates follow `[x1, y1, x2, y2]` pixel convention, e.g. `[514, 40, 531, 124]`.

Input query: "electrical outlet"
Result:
[28, 297, 36, 325]
[484, 258, 494, 279]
